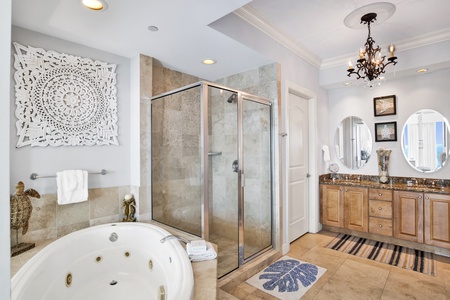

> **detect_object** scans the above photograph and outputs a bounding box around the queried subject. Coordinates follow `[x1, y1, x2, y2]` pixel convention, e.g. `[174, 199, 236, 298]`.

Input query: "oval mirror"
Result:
[401, 109, 450, 173]
[334, 116, 373, 169]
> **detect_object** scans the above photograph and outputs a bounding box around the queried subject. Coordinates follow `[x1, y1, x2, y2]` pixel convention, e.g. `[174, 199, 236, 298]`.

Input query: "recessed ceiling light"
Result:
[82, 0, 108, 11]
[417, 68, 428, 73]
[148, 26, 159, 32]
[343, 82, 351, 87]
[202, 59, 216, 65]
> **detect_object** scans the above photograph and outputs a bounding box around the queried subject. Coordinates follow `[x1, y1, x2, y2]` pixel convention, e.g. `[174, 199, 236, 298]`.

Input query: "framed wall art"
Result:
[13, 42, 119, 147]
[374, 95, 396, 117]
[375, 121, 397, 142]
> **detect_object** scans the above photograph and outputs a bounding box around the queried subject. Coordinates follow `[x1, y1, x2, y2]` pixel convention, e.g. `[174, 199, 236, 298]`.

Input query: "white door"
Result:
[288, 93, 309, 242]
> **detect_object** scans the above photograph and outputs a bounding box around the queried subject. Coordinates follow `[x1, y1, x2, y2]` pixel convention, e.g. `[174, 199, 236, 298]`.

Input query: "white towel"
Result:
[186, 239, 207, 254]
[187, 242, 217, 262]
[322, 145, 330, 162]
[56, 170, 88, 205]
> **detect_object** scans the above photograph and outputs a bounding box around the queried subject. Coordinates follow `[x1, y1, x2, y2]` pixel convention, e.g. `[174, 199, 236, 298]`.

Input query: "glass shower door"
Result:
[151, 86, 203, 237]
[207, 86, 239, 277]
[241, 97, 272, 261]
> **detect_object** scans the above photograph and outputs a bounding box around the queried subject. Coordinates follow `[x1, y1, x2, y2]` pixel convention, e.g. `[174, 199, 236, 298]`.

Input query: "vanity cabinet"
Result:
[321, 185, 368, 232]
[321, 185, 344, 227]
[393, 191, 424, 243]
[424, 193, 450, 249]
[368, 188, 393, 236]
[321, 180, 450, 251]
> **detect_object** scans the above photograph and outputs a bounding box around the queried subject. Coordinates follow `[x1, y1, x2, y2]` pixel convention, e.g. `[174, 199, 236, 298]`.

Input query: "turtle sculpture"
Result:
[10, 181, 40, 235]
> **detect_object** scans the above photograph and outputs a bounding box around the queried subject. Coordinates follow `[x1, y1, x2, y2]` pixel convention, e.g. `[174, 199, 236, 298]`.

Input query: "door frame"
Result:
[282, 80, 319, 254]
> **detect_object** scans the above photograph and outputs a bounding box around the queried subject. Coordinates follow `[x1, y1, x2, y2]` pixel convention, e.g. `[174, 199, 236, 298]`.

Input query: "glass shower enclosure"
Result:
[151, 81, 272, 277]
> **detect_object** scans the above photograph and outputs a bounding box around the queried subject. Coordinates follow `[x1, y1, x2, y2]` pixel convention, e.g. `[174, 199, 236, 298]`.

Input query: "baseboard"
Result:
[282, 242, 290, 255]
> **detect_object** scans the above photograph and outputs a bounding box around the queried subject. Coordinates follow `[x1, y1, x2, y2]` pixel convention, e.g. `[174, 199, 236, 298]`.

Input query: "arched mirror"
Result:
[334, 116, 373, 169]
[401, 109, 449, 173]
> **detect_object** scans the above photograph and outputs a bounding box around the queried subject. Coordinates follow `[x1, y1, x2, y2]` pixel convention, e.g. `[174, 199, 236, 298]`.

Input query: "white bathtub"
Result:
[12, 222, 194, 300]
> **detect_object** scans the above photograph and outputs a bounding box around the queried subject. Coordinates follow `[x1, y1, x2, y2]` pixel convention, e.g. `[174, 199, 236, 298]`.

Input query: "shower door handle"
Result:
[232, 160, 238, 173]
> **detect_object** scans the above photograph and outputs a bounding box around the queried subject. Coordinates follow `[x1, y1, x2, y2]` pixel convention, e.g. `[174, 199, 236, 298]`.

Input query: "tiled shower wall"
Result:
[212, 64, 278, 249]
[151, 87, 203, 235]
[138, 55, 200, 225]
[146, 60, 279, 250]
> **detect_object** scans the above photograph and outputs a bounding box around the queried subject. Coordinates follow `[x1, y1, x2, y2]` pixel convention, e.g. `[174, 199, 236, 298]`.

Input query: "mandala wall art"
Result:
[13, 42, 119, 147]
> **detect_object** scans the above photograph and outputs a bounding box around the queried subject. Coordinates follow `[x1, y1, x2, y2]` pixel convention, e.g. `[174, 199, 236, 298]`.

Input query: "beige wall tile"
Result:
[56, 200, 89, 227]
[89, 187, 120, 219]
[56, 221, 90, 238]
[28, 193, 56, 231]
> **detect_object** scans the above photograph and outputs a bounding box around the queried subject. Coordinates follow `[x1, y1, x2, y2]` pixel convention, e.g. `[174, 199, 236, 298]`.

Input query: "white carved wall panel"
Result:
[13, 42, 119, 147]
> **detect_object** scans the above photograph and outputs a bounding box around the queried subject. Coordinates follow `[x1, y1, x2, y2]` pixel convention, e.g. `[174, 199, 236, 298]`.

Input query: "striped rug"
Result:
[326, 233, 437, 276]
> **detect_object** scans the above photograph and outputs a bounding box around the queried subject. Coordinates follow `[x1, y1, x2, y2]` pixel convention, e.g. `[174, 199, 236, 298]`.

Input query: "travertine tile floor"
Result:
[219, 230, 450, 300]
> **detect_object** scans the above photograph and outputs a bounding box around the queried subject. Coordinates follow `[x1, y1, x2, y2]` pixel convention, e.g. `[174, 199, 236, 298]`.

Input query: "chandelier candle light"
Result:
[347, 12, 398, 87]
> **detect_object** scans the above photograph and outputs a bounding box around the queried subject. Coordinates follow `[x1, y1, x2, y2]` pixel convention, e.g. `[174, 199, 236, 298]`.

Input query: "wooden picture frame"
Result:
[375, 121, 397, 142]
[374, 95, 396, 116]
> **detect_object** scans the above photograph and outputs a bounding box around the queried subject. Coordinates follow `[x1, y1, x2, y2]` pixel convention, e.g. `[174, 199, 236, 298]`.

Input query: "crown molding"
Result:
[235, 5, 450, 72]
[234, 5, 322, 69]
[322, 27, 450, 70]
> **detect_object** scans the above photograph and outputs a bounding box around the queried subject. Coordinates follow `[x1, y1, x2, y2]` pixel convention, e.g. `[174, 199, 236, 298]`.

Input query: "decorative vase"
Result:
[376, 148, 392, 184]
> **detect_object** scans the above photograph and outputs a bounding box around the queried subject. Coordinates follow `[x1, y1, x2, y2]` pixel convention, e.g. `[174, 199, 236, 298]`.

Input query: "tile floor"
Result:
[218, 230, 450, 300]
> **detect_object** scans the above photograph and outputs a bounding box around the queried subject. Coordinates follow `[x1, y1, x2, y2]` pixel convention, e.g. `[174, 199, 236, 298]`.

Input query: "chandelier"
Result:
[346, 12, 397, 87]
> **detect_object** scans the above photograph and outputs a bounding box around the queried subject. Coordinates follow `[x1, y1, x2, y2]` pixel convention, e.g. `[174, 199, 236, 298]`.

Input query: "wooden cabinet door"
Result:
[321, 185, 344, 227]
[424, 193, 450, 249]
[344, 186, 368, 232]
[393, 191, 424, 243]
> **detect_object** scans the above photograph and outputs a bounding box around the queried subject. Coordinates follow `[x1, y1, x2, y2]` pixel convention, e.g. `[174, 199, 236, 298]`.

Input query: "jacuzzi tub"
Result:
[12, 222, 194, 300]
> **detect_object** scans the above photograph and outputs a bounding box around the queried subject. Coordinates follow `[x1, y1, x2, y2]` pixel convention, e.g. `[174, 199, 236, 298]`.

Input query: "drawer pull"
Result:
[379, 224, 383, 228]
[378, 207, 382, 210]
[378, 193, 382, 196]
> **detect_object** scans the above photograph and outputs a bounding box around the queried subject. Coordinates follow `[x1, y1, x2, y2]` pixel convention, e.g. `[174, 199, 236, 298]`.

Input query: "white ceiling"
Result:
[11, 0, 450, 82]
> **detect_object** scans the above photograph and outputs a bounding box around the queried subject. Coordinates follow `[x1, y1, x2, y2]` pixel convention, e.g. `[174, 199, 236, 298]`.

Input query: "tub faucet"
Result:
[160, 235, 189, 244]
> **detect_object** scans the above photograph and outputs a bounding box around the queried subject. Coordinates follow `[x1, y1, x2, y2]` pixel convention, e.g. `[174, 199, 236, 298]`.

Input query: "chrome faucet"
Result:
[160, 235, 189, 244]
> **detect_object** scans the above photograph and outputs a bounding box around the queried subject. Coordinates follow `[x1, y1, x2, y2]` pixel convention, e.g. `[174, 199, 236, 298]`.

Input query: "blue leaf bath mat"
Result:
[246, 256, 326, 299]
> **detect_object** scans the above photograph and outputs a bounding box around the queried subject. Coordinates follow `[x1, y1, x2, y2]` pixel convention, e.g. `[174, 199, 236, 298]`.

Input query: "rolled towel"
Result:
[187, 242, 217, 262]
[186, 239, 207, 254]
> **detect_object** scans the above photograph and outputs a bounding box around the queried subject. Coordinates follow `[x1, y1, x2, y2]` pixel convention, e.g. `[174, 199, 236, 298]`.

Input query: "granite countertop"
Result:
[320, 175, 450, 195]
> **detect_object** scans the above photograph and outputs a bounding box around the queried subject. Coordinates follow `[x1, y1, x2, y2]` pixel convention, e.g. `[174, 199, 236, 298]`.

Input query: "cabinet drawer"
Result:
[369, 200, 392, 218]
[369, 217, 393, 236]
[369, 188, 392, 201]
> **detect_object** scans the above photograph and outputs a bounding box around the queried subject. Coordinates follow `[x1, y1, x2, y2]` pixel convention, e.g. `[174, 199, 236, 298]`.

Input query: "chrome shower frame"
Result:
[150, 80, 274, 272]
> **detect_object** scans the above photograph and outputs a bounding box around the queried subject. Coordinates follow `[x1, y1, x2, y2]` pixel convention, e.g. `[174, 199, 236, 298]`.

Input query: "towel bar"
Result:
[30, 169, 107, 180]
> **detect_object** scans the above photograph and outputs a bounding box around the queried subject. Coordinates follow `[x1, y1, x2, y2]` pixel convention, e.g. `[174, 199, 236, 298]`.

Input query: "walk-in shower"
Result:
[151, 81, 273, 277]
